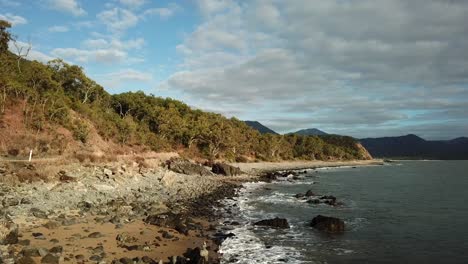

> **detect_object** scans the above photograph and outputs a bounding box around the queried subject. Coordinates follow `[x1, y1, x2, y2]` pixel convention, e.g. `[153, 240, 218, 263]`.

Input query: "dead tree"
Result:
[82, 83, 95, 104]
[12, 39, 31, 74]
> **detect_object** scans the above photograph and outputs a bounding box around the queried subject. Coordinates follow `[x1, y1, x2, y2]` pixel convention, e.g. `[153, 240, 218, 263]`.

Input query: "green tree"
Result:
[0, 20, 11, 54]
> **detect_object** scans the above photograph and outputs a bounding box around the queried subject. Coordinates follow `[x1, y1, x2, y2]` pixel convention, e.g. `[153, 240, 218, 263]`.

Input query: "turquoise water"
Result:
[220, 161, 468, 264]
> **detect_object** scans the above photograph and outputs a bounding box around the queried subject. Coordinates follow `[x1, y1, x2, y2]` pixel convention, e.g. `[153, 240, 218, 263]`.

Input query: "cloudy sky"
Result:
[2, 0, 468, 139]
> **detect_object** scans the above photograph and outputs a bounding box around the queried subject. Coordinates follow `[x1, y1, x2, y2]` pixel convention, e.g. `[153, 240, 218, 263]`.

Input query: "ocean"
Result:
[218, 161, 468, 264]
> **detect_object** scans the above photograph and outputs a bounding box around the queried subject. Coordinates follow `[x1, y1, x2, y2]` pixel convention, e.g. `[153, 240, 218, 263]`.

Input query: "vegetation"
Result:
[0, 20, 370, 161]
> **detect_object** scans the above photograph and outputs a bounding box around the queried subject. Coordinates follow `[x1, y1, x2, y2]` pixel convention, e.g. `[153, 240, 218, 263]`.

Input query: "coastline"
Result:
[231, 159, 384, 174]
[0, 158, 381, 263]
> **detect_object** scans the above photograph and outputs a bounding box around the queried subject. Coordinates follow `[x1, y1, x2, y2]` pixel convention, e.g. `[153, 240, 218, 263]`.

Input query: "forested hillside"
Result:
[0, 20, 371, 161]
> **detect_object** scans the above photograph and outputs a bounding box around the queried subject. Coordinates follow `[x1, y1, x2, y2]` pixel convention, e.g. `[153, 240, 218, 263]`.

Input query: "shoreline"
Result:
[231, 159, 384, 174]
[0, 158, 380, 263]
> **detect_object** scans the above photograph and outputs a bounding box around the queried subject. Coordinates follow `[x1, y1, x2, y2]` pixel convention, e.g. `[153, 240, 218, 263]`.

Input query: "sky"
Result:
[1, 0, 468, 139]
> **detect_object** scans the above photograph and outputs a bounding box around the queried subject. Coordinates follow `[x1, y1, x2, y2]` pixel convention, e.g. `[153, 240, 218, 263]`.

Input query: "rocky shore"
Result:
[0, 156, 382, 263]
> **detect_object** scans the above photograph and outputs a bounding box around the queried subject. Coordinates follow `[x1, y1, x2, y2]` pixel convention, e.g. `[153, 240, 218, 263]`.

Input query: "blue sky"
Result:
[2, 0, 468, 139]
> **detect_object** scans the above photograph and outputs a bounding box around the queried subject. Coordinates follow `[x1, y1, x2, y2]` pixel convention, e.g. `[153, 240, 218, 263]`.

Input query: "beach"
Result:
[0, 156, 381, 263]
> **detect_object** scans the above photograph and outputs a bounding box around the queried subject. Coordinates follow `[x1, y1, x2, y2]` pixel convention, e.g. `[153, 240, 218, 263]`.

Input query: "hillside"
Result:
[0, 21, 371, 162]
[291, 128, 328, 136]
[244, 121, 278, 134]
[360, 134, 468, 160]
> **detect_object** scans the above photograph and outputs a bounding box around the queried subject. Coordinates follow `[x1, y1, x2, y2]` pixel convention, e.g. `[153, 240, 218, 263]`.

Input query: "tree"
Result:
[0, 20, 11, 54]
[12, 38, 31, 74]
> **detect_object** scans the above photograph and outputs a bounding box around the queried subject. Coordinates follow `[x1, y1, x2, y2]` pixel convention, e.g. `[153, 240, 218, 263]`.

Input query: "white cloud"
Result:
[98, 8, 138, 33]
[162, 0, 468, 139]
[51, 47, 127, 64]
[74, 20, 93, 29]
[119, 0, 146, 9]
[106, 68, 152, 82]
[82, 37, 145, 50]
[48, 25, 69, 32]
[196, 0, 234, 16]
[142, 3, 180, 19]
[98, 68, 153, 91]
[47, 0, 86, 16]
[0, 13, 28, 26]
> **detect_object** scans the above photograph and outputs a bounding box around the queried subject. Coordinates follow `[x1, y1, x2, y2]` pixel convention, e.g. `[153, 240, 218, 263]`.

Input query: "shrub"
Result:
[7, 148, 19, 156]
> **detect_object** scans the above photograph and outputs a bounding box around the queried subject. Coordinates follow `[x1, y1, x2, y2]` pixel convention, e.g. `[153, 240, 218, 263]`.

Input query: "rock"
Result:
[2, 197, 19, 207]
[20, 247, 41, 257]
[254, 217, 289, 229]
[103, 168, 113, 177]
[166, 159, 213, 176]
[88, 232, 104, 238]
[116, 232, 137, 244]
[89, 255, 102, 261]
[183, 247, 206, 264]
[77, 201, 93, 211]
[211, 163, 242, 176]
[30, 208, 48, 219]
[20, 197, 32, 204]
[16, 256, 36, 264]
[43, 221, 60, 230]
[162, 231, 174, 239]
[141, 256, 156, 264]
[310, 215, 345, 233]
[49, 246, 63, 254]
[319, 195, 337, 206]
[145, 213, 190, 234]
[213, 232, 235, 244]
[41, 254, 60, 264]
[294, 193, 305, 198]
[305, 190, 315, 197]
[58, 170, 76, 183]
[307, 199, 320, 204]
[0, 216, 18, 245]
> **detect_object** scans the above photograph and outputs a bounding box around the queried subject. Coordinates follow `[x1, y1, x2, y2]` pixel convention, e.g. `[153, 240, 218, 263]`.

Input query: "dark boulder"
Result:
[183, 247, 207, 264]
[294, 193, 305, 198]
[167, 159, 213, 176]
[211, 163, 242, 176]
[310, 215, 345, 233]
[254, 217, 290, 229]
[319, 195, 337, 206]
[213, 232, 235, 244]
[305, 190, 315, 197]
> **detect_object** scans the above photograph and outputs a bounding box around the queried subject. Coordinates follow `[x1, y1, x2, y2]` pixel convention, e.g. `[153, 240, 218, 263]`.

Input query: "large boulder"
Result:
[0, 216, 18, 245]
[167, 159, 213, 176]
[310, 215, 345, 233]
[211, 163, 242, 176]
[254, 217, 290, 229]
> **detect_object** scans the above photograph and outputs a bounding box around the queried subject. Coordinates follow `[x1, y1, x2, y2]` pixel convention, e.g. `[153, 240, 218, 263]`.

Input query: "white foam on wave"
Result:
[219, 225, 306, 264]
[219, 182, 309, 263]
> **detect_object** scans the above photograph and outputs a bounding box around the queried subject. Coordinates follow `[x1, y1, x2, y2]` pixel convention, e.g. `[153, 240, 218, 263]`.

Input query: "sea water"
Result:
[219, 161, 468, 264]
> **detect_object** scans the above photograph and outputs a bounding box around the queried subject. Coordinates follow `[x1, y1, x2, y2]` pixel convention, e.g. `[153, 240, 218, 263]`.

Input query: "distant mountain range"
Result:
[244, 121, 278, 134]
[244, 120, 468, 160]
[291, 128, 328, 136]
[244, 121, 329, 136]
[360, 134, 468, 160]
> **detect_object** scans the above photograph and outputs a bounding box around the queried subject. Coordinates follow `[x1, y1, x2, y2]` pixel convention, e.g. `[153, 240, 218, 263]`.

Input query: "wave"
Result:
[219, 182, 308, 263]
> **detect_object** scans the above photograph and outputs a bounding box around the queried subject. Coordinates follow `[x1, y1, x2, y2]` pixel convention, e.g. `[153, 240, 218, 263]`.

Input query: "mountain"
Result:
[244, 121, 278, 134]
[292, 128, 328, 136]
[360, 134, 468, 160]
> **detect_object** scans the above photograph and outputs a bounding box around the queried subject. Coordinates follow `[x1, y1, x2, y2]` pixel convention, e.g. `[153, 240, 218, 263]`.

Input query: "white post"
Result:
[29, 149, 33, 162]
